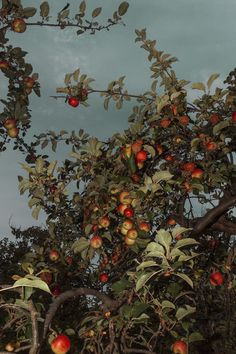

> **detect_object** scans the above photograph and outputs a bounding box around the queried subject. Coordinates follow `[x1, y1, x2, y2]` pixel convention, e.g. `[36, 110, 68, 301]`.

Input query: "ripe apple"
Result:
[172, 340, 188, 354]
[175, 136, 182, 144]
[65, 255, 73, 265]
[122, 219, 134, 230]
[5, 343, 15, 352]
[99, 216, 110, 228]
[122, 144, 132, 159]
[182, 162, 196, 172]
[209, 114, 220, 125]
[7, 127, 19, 138]
[171, 104, 178, 115]
[68, 96, 79, 107]
[90, 235, 103, 249]
[24, 76, 35, 88]
[125, 236, 136, 245]
[138, 221, 151, 232]
[119, 191, 132, 205]
[51, 334, 71, 354]
[51, 285, 61, 297]
[191, 168, 204, 179]
[206, 141, 217, 151]
[167, 218, 176, 226]
[160, 117, 171, 128]
[50, 185, 57, 194]
[137, 161, 144, 169]
[39, 271, 52, 285]
[135, 150, 148, 162]
[179, 115, 189, 125]
[11, 18, 27, 33]
[49, 250, 60, 262]
[120, 226, 128, 236]
[131, 174, 140, 183]
[99, 272, 109, 282]
[164, 154, 175, 162]
[155, 144, 164, 154]
[123, 206, 134, 218]
[117, 203, 128, 215]
[131, 139, 143, 153]
[232, 111, 236, 122]
[3, 118, 16, 129]
[0, 60, 10, 70]
[210, 271, 223, 286]
[126, 228, 138, 240]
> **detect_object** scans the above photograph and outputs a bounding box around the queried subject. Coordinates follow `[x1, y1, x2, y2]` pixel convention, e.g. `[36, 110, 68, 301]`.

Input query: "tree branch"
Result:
[28, 301, 39, 354]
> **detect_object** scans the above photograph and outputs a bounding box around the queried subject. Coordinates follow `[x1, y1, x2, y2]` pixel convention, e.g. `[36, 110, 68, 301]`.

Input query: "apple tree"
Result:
[0, 1, 236, 354]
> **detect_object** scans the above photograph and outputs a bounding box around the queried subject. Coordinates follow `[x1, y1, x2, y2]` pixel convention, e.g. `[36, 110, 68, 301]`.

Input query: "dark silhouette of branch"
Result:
[28, 301, 39, 354]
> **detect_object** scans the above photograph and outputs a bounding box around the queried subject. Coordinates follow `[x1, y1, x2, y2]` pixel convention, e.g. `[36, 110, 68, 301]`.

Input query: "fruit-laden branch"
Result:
[42, 287, 124, 341]
[191, 194, 236, 236]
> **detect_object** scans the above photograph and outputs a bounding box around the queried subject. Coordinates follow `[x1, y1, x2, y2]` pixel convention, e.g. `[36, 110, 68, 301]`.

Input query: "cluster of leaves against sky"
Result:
[0, 1, 236, 354]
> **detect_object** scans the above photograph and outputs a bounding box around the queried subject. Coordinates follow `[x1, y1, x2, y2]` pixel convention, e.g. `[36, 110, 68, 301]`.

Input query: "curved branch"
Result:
[42, 287, 123, 341]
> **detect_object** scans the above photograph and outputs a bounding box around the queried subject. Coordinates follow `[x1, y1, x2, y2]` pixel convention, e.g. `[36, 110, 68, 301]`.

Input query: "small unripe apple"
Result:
[138, 221, 151, 232]
[210, 271, 223, 286]
[8, 127, 19, 138]
[3, 118, 16, 129]
[179, 115, 189, 125]
[136, 161, 144, 169]
[99, 216, 110, 228]
[49, 250, 60, 262]
[123, 144, 132, 159]
[117, 203, 128, 215]
[160, 117, 171, 128]
[126, 228, 138, 240]
[172, 340, 188, 354]
[123, 206, 134, 218]
[156, 144, 164, 154]
[125, 236, 136, 245]
[24, 76, 35, 88]
[122, 219, 134, 230]
[90, 235, 103, 249]
[0, 60, 10, 70]
[68, 96, 79, 107]
[136, 150, 148, 162]
[181, 162, 196, 172]
[119, 191, 132, 205]
[191, 168, 204, 179]
[209, 114, 220, 125]
[99, 272, 109, 282]
[11, 18, 27, 33]
[231, 111, 236, 122]
[51, 334, 71, 354]
[120, 226, 128, 235]
[131, 139, 143, 153]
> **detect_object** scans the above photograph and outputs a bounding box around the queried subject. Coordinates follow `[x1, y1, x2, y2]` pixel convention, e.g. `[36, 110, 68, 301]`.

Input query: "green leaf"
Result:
[161, 300, 176, 310]
[118, 1, 129, 16]
[176, 273, 193, 288]
[112, 279, 131, 294]
[137, 260, 157, 271]
[172, 227, 192, 238]
[213, 120, 230, 135]
[136, 272, 156, 291]
[176, 305, 196, 321]
[80, 1, 86, 13]
[31, 205, 42, 220]
[156, 229, 172, 252]
[152, 170, 173, 183]
[92, 7, 102, 18]
[145, 242, 165, 256]
[40, 1, 50, 17]
[0, 276, 51, 294]
[174, 238, 199, 249]
[22, 7, 37, 18]
[207, 73, 220, 89]
[35, 157, 45, 174]
[191, 82, 206, 91]
[71, 237, 89, 254]
[73, 69, 80, 82]
[47, 160, 57, 176]
[189, 332, 204, 343]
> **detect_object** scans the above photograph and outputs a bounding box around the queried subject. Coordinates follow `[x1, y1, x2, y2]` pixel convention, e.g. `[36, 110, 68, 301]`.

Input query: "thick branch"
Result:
[28, 301, 39, 354]
[212, 218, 236, 234]
[42, 287, 123, 341]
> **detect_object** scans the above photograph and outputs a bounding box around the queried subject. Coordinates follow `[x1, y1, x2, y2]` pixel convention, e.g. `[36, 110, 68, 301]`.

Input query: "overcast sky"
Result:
[1, 0, 236, 237]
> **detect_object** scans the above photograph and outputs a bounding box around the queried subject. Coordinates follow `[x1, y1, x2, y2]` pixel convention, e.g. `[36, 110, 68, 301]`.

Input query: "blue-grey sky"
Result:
[1, 0, 236, 237]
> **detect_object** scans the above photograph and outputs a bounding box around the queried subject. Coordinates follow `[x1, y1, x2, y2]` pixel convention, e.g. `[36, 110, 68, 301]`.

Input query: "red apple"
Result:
[155, 144, 164, 154]
[131, 139, 143, 153]
[160, 117, 171, 128]
[50, 185, 57, 194]
[179, 115, 189, 125]
[181, 162, 196, 172]
[131, 174, 141, 183]
[206, 141, 217, 151]
[90, 235, 103, 249]
[119, 191, 132, 205]
[65, 256, 73, 265]
[117, 203, 128, 215]
[122, 219, 134, 230]
[68, 96, 79, 107]
[7, 127, 19, 138]
[172, 340, 188, 354]
[138, 221, 151, 232]
[3, 118, 16, 129]
[191, 168, 204, 179]
[11, 18, 27, 33]
[51, 285, 61, 297]
[99, 272, 109, 282]
[164, 154, 175, 162]
[209, 114, 220, 125]
[51, 334, 71, 354]
[49, 250, 60, 262]
[127, 228, 138, 240]
[123, 206, 134, 218]
[24, 76, 35, 88]
[125, 236, 136, 245]
[210, 271, 223, 286]
[136, 150, 148, 162]
[99, 216, 110, 228]
[231, 111, 236, 123]
[39, 271, 52, 285]
[0, 60, 10, 70]
[167, 218, 176, 226]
